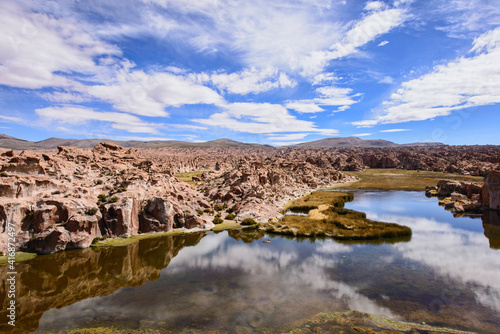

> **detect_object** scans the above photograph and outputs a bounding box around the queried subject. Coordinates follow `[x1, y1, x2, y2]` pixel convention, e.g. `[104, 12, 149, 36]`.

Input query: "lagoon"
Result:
[1, 191, 499, 333]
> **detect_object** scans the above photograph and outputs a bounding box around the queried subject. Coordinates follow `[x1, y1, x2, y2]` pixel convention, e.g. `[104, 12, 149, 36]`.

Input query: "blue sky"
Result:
[0, 0, 499, 146]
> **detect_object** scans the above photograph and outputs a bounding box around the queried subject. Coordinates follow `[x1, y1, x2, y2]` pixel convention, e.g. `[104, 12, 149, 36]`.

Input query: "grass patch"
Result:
[53, 328, 162, 334]
[264, 190, 411, 240]
[0, 251, 38, 265]
[90, 230, 188, 248]
[287, 310, 475, 334]
[211, 221, 242, 232]
[173, 170, 206, 186]
[335, 168, 483, 191]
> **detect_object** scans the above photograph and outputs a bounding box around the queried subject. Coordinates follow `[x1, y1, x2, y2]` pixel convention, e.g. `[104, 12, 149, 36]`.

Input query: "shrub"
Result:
[214, 204, 224, 212]
[85, 208, 98, 216]
[213, 216, 224, 224]
[97, 194, 108, 202]
[109, 196, 119, 203]
[196, 209, 203, 216]
[241, 218, 257, 225]
[95, 179, 103, 185]
[225, 213, 236, 220]
[226, 207, 233, 213]
[120, 169, 126, 174]
[0, 172, 7, 177]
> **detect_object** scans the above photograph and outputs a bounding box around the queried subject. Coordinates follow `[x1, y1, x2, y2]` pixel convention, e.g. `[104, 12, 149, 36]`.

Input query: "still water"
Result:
[1, 191, 499, 333]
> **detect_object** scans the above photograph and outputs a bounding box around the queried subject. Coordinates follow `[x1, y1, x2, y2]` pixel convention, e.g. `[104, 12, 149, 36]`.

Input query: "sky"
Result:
[0, 0, 499, 146]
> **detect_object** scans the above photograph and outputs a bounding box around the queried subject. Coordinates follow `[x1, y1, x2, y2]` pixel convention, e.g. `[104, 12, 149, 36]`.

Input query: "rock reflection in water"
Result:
[483, 210, 500, 249]
[0, 232, 207, 334]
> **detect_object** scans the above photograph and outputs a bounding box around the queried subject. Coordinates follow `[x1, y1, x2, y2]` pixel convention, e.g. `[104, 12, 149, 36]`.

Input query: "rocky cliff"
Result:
[0, 143, 213, 255]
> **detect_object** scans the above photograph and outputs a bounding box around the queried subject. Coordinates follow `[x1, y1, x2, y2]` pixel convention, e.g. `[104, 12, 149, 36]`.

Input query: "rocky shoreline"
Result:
[1, 143, 499, 255]
[425, 170, 500, 216]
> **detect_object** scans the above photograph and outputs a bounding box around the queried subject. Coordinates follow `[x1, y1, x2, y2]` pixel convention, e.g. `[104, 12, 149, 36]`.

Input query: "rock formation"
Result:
[0, 144, 213, 255]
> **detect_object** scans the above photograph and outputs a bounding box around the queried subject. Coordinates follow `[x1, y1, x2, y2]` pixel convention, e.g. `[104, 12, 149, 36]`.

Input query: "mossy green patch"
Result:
[265, 191, 411, 240]
[210, 221, 242, 232]
[173, 170, 206, 186]
[0, 251, 37, 265]
[90, 230, 188, 248]
[336, 168, 483, 191]
[286, 310, 476, 334]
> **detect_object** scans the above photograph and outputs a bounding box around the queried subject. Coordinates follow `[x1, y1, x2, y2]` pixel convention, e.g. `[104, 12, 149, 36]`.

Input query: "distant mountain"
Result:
[0, 135, 271, 150]
[293, 137, 399, 148]
[401, 142, 446, 147]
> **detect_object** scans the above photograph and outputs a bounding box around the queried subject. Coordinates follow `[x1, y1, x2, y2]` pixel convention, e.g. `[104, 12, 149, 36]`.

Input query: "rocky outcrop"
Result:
[0, 143, 214, 255]
[198, 159, 354, 222]
[482, 170, 500, 210]
[427, 171, 500, 215]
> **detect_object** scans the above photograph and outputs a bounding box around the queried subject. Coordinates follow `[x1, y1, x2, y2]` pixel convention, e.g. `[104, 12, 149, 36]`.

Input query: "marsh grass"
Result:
[265, 190, 411, 240]
[336, 168, 483, 191]
[91, 230, 188, 248]
[0, 251, 37, 265]
[173, 170, 206, 186]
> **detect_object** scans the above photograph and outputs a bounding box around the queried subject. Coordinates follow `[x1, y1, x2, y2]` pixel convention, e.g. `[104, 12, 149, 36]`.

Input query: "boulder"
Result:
[482, 170, 500, 210]
[102, 198, 139, 237]
[139, 198, 174, 233]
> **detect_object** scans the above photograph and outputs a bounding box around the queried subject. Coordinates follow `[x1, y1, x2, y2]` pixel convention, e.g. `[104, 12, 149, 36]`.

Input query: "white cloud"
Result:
[286, 84, 360, 115]
[433, 0, 500, 38]
[0, 1, 120, 89]
[0, 114, 23, 123]
[35, 106, 162, 134]
[270, 141, 304, 146]
[116, 136, 175, 141]
[286, 102, 325, 114]
[86, 70, 225, 117]
[353, 27, 500, 125]
[364, 1, 386, 12]
[378, 40, 389, 46]
[194, 67, 296, 95]
[379, 129, 410, 133]
[312, 72, 339, 86]
[353, 133, 372, 137]
[41, 91, 91, 103]
[193, 102, 338, 135]
[266, 133, 310, 141]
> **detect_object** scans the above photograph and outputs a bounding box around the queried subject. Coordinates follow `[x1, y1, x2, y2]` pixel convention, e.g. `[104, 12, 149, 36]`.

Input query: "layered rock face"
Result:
[0, 144, 213, 254]
[482, 170, 500, 210]
[197, 160, 355, 222]
[138, 145, 500, 176]
[427, 170, 500, 214]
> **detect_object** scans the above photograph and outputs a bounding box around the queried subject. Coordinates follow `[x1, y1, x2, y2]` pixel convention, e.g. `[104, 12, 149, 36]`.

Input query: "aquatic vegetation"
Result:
[263, 191, 411, 240]
[336, 168, 483, 191]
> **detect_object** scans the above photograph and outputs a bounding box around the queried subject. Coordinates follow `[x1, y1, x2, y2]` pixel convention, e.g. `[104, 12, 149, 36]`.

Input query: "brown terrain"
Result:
[1, 139, 500, 255]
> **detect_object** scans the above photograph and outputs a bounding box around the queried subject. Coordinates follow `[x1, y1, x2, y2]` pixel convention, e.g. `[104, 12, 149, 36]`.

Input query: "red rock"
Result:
[483, 170, 500, 210]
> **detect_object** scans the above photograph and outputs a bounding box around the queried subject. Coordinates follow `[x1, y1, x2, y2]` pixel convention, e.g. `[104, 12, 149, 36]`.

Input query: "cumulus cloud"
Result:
[193, 102, 338, 135]
[286, 84, 361, 114]
[86, 70, 225, 117]
[35, 106, 162, 134]
[379, 129, 410, 133]
[193, 67, 296, 95]
[266, 133, 310, 141]
[0, 1, 120, 89]
[285, 102, 325, 114]
[353, 27, 500, 126]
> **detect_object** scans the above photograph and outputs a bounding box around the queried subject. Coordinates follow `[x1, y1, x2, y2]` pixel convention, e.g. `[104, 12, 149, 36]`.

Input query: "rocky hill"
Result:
[0, 134, 269, 150]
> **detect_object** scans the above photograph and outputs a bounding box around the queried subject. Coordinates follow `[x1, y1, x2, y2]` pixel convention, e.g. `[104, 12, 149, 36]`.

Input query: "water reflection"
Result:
[0, 232, 208, 334]
[1, 191, 499, 334]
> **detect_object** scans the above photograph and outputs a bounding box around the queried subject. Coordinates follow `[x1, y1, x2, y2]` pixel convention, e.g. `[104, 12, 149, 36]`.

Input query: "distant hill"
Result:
[401, 142, 446, 147]
[293, 137, 399, 148]
[0, 135, 271, 150]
